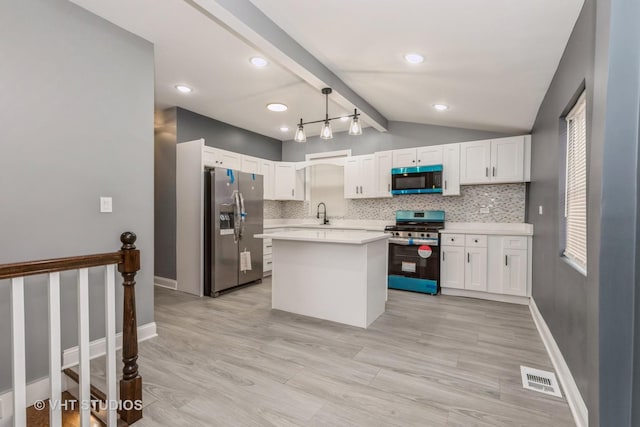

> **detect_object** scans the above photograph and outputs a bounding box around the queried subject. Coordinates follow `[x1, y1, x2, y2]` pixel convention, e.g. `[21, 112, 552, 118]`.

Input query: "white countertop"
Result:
[255, 229, 390, 245]
[441, 222, 533, 236]
[263, 220, 533, 236]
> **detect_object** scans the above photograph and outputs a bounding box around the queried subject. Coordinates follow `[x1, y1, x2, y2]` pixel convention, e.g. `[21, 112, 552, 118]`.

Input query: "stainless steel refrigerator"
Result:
[204, 168, 263, 297]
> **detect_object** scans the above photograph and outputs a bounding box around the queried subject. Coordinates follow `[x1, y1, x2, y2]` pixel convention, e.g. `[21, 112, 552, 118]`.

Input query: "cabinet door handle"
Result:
[418, 159, 421, 163]
[356, 186, 359, 194]
[505, 255, 508, 266]
[412, 160, 415, 163]
[388, 183, 390, 192]
[360, 185, 363, 193]
[467, 252, 470, 263]
[291, 189, 294, 196]
[493, 167, 496, 177]
[444, 180, 447, 190]
[485, 167, 488, 177]
[442, 252, 445, 261]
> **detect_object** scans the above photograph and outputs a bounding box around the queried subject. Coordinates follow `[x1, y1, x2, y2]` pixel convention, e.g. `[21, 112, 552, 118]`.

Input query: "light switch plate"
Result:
[479, 207, 490, 214]
[100, 197, 113, 213]
[538, 205, 544, 215]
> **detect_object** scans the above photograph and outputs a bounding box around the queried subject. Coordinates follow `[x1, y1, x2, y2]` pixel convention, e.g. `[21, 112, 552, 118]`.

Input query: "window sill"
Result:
[561, 255, 587, 277]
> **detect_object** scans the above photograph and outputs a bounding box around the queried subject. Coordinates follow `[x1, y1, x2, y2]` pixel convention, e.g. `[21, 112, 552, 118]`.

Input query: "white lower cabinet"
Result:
[441, 245, 465, 289]
[441, 233, 530, 300]
[465, 247, 487, 292]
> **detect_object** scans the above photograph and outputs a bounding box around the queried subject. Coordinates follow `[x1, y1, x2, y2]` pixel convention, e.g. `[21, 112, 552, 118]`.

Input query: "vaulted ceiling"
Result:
[71, 0, 584, 140]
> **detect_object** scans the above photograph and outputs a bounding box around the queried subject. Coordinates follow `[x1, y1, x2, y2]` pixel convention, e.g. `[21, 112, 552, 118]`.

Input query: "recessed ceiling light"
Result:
[404, 53, 424, 64]
[175, 84, 193, 93]
[433, 104, 449, 111]
[280, 126, 289, 132]
[267, 103, 288, 112]
[250, 56, 268, 68]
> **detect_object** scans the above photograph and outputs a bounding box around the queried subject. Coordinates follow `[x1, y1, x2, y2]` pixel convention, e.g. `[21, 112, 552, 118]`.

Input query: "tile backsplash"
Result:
[265, 184, 526, 223]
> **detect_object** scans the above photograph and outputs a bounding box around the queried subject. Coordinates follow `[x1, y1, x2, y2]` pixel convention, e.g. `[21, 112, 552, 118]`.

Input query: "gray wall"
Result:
[595, 0, 640, 425]
[154, 107, 282, 280]
[527, 0, 596, 414]
[176, 107, 282, 160]
[526, 0, 640, 424]
[0, 0, 155, 393]
[282, 121, 510, 161]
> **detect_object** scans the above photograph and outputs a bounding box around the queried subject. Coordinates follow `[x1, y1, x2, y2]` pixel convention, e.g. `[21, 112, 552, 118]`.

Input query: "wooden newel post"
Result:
[118, 231, 143, 424]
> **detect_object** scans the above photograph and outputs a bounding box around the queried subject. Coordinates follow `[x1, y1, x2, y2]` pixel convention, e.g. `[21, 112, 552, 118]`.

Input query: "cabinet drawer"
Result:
[264, 242, 273, 255]
[263, 253, 273, 271]
[501, 236, 527, 250]
[465, 235, 487, 248]
[441, 234, 465, 247]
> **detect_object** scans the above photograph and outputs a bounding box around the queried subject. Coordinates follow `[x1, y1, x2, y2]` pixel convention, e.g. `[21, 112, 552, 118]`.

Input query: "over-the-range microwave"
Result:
[391, 165, 443, 195]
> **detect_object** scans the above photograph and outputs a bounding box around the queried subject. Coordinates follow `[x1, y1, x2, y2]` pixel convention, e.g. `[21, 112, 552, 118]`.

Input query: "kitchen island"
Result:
[255, 229, 389, 328]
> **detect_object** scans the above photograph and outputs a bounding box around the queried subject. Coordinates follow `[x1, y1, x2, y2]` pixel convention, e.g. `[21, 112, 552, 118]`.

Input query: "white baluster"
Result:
[77, 268, 90, 427]
[11, 277, 26, 427]
[48, 272, 62, 427]
[104, 265, 117, 427]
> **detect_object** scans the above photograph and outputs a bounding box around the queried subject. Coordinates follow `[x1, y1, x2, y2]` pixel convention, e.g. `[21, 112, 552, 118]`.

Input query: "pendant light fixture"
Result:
[348, 109, 362, 135]
[294, 118, 306, 143]
[293, 87, 362, 142]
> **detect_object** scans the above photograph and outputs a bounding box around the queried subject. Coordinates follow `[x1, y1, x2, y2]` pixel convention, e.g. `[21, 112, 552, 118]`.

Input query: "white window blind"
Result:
[564, 91, 587, 270]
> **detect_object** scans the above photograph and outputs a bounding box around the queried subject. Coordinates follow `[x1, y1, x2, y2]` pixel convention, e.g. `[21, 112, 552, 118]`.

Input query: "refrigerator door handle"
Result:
[239, 192, 246, 238]
[233, 191, 241, 243]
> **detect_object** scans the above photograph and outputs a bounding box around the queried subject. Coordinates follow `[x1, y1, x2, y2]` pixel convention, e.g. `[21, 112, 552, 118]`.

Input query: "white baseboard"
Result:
[529, 298, 587, 427]
[441, 288, 529, 305]
[154, 276, 177, 290]
[62, 322, 157, 369]
[0, 376, 69, 425]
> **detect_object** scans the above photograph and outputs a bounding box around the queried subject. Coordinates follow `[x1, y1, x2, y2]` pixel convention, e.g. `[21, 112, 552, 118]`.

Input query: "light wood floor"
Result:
[132, 279, 573, 426]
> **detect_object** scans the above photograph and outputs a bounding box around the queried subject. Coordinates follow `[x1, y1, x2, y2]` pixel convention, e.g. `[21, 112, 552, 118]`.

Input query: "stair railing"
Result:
[0, 231, 143, 426]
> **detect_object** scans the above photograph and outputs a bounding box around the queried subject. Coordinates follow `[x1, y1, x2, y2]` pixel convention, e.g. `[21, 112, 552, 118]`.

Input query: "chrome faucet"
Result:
[316, 202, 329, 225]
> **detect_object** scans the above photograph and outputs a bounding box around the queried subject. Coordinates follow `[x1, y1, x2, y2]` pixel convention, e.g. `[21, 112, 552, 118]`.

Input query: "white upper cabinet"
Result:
[417, 145, 443, 166]
[202, 147, 242, 170]
[343, 155, 376, 199]
[374, 151, 393, 198]
[240, 155, 261, 175]
[491, 136, 525, 183]
[392, 148, 417, 168]
[216, 149, 241, 170]
[442, 143, 460, 196]
[261, 160, 275, 200]
[460, 140, 492, 184]
[274, 162, 304, 201]
[460, 136, 527, 185]
[392, 145, 444, 168]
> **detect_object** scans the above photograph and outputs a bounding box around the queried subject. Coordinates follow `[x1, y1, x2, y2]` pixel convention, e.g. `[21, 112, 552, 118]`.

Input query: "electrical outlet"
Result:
[100, 197, 113, 213]
[479, 207, 490, 214]
[538, 205, 544, 215]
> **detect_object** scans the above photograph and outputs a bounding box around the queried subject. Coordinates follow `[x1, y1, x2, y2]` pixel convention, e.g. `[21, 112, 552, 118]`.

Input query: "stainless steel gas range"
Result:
[384, 210, 445, 295]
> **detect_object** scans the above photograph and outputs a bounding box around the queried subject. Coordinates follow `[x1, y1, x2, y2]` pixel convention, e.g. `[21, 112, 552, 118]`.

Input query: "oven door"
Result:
[388, 238, 440, 294]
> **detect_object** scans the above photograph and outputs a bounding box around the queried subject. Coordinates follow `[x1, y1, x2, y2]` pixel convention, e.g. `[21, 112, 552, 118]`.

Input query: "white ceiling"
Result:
[71, 0, 584, 139]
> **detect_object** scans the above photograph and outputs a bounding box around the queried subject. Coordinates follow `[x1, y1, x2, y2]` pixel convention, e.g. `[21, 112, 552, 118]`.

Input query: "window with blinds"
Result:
[564, 91, 587, 271]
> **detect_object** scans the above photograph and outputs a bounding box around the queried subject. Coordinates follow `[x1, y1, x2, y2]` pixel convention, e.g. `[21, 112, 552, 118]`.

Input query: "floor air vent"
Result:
[520, 366, 562, 397]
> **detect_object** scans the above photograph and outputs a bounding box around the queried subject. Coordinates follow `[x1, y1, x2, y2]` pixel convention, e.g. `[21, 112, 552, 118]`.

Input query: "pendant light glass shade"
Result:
[320, 120, 333, 140]
[294, 120, 306, 143]
[348, 109, 362, 135]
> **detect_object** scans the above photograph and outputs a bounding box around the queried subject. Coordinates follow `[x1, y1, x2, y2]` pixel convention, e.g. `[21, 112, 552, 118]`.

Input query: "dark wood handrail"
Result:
[0, 231, 144, 424]
[0, 253, 122, 280]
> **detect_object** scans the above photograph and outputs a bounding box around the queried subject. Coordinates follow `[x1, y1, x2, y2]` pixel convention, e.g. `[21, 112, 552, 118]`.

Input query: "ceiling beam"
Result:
[188, 0, 389, 132]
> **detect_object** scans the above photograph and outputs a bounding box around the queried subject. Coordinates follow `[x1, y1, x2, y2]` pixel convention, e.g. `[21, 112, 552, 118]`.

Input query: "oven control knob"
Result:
[408, 233, 412, 237]
[395, 232, 399, 236]
[421, 233, 425, 237]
